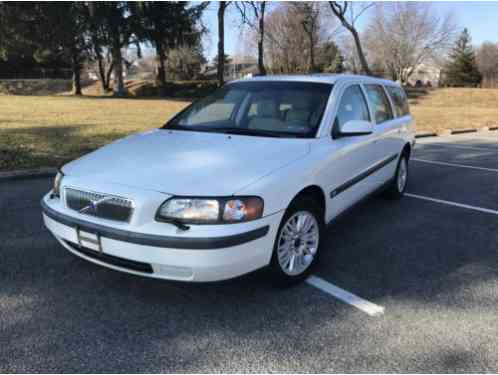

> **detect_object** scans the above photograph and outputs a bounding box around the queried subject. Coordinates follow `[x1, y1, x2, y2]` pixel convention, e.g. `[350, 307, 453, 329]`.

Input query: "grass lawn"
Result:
[408, 88, 498, 133]
[2, 87, 498, 171]
[0, 96, 189, 171]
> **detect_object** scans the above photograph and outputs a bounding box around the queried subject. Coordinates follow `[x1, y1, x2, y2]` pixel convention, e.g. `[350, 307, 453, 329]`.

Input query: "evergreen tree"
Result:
[35, 2, 90, 95]
[0, 3, 70, 79]
[443, 28, 481, 87]
[331, 51, 345, 73]
[130, 2, 205, 94]
[316, 41, 344, 73]
[93, 2, 133, 97]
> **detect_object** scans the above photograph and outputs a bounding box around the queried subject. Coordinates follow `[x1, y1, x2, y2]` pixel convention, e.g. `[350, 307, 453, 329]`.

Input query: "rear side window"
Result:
[334, 85, 370, 129]
[364, 84, 393, 124]
[385, 86, 410, 117]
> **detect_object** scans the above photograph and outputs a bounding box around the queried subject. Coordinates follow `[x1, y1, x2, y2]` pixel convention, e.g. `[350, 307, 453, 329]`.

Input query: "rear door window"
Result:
[364, 84, 393, 124]
[385, 86, 410, 117]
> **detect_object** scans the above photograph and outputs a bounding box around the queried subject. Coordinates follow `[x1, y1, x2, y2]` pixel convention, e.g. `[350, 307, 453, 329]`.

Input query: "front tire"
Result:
[384, 154, 408, 199]
[269, 197, 324, 286]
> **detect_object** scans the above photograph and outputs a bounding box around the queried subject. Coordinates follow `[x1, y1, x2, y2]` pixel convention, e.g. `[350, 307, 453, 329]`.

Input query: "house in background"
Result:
[406, 62, 442, 87]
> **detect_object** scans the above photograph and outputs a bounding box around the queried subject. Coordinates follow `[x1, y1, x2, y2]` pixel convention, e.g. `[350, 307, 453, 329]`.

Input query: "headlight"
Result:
[156, 196, 264, 224]
[157, 198, 220, 223]
[52, 171, 64, 198]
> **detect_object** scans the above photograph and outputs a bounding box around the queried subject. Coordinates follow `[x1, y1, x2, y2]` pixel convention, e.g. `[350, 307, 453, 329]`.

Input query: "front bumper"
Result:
[42, 194, 283, 282]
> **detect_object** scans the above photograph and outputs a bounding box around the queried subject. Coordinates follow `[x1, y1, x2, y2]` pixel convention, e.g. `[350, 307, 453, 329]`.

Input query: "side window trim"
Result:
[378, 85, 395, 123]
[400, 87, 410, 116]
[385, 85, 410, 118]
[381, 85, 396, 120]
[363, 83, 394, 125]
[357, 84, 372, 123]
[359, 83, 375, 125]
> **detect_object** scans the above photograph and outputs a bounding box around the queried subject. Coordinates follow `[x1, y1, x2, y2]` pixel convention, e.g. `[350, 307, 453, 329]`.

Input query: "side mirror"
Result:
[339, 120, 374, 136]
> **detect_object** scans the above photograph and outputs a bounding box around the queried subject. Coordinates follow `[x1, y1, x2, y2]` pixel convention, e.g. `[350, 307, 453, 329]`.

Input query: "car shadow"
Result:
[315, 183, 498, 303]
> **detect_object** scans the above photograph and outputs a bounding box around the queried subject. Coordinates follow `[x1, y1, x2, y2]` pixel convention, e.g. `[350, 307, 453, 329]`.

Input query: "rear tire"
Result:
[384, 154, 408, 199]
[269, 196, 324, 286]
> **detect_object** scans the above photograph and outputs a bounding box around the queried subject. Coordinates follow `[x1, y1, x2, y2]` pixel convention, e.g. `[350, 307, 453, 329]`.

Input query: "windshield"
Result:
[164, 81, 333, 138]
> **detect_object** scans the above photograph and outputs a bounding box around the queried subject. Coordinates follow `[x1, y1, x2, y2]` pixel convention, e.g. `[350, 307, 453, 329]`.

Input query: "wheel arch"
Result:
[401, 142, 411, 160]
[289, 185, 327, 221]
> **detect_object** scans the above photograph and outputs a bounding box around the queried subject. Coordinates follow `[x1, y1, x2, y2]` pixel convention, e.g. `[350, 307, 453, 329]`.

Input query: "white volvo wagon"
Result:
[42, 74, 414, 284]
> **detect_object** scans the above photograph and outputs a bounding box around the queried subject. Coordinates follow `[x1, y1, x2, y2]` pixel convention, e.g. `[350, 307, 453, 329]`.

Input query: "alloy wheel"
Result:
[277, 211, 320, 276]
[397, 158, 408, 193]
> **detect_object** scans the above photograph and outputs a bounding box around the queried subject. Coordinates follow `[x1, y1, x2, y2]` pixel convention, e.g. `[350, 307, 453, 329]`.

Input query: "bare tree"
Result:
[264, 5, 308, 73]
[293, 2, 321, 72]
[366, 3, 456, 83]
[236, 1, 267, 75]
[329, 1, 373, 75]
[264, 3, 335, 74]
[477, 42, 498, 88]
[217, 1, 230, 86]
[338, 34, 361, 73]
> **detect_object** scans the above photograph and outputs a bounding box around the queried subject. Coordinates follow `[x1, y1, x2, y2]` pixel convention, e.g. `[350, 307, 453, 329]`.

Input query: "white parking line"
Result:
[466, 135, 498, 142]
[405, 193, 498, 216]
[416, 143, 498, 152]
[306, 275, 385, 317]
[412, 158, 498, 173]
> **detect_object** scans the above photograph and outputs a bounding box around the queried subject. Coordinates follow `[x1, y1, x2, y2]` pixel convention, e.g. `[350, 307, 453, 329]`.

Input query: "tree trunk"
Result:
[112, 36, 125, 97]
[309, 33, 315, 73]
[105, 61, 114, 92]
[96, 54, 108, 92]
[71, 49, 82, 96]
[72, 68, 82, 96]
[155, 43, 167, 96]
[350, 28, 371, 76]
[92, 32, 109, 92]
[329, 2, 372, 76]
[217, 2, 227, 86]
[257, 2, 267, 76]
[95, 46, 109, 92]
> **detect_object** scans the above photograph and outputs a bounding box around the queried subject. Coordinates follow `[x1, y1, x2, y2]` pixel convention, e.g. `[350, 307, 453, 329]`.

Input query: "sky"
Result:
[200, 1, 498, 62]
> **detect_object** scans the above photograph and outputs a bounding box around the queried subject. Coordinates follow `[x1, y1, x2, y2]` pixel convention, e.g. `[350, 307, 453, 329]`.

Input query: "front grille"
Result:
[64, 240, 153, 274]
[65, 187, 133, 223]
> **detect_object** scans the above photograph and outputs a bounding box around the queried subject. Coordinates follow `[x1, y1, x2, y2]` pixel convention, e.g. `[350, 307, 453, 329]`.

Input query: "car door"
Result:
[362, 83, 400, 188]
[320, 83, 381, 221]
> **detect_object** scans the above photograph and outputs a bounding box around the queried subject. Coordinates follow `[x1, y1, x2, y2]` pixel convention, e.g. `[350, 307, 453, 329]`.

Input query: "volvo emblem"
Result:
[80, 196, 113, 214]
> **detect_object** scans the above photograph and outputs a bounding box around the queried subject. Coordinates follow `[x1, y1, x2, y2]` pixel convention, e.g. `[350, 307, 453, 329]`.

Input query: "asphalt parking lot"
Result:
[1, 132, 498, 373]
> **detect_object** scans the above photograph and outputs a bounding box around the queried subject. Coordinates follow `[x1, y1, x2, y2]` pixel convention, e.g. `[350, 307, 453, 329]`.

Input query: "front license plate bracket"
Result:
[76, 226, 103, 253]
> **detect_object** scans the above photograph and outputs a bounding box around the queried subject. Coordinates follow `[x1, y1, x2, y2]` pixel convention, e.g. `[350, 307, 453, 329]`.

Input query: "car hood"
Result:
[62, 129, 311, 196]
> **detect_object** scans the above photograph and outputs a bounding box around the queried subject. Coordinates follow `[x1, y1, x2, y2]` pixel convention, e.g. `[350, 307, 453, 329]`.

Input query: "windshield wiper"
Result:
[163, 125, 308, 138]
[206, 127, 288, 138]
[162, 124, 192, 131]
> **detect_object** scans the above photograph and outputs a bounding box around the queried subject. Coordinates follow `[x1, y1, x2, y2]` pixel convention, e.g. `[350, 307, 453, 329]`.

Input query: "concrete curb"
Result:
[415, 132, 437, 138]
[0, 167, 57, 182]
[415, 126, 498, 139]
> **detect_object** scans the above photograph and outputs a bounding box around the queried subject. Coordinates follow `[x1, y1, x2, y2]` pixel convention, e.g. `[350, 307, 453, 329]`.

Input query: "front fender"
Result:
[235, 152, 324, 218]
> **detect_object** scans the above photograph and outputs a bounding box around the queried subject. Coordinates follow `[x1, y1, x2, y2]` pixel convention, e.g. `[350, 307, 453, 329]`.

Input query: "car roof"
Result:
[231, 73, 400, 87]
